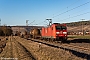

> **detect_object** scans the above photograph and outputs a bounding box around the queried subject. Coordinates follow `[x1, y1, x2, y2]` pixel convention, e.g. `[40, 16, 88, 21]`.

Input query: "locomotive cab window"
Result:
[56, 26, 66, 30]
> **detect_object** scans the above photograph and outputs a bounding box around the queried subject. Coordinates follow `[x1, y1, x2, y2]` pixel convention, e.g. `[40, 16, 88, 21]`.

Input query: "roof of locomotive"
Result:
[42, 23, 66, 28]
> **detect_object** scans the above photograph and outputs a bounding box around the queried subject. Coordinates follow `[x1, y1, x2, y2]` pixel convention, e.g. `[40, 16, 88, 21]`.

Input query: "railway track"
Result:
[1, 36, 89, 59]
[13, 38, 36, 60]
[60, 44, 90, 55]
[29, 38, 90, 55]
[13, 36, 90, 59]
[0, 36, 36, 60]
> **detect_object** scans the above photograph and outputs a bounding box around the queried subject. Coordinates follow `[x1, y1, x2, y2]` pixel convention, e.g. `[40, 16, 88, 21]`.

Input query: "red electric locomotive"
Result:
[41, 23, 67, 42]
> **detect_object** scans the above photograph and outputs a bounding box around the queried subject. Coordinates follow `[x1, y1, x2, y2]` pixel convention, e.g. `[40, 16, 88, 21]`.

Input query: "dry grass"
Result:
[0, 36, 7, 53]
[16, 37, 85, 60]
[0, 36, 86, 60]
[0, 36, 35, 60]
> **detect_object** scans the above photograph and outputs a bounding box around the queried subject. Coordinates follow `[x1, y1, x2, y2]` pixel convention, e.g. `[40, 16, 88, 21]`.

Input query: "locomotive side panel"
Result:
[48, 27, 52, 38]
[41, 23, 67, 41]
[52, 24, 56, 38]
[41, 25, 56, 39]
[41, 28, 44, 37]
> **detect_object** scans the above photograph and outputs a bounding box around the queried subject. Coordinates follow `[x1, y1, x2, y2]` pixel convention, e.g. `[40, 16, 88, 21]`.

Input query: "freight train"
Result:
[30, 23, 67, 42]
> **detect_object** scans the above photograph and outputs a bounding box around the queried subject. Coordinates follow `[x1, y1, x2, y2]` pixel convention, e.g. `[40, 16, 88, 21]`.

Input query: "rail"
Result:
[30, 38, 90, 55]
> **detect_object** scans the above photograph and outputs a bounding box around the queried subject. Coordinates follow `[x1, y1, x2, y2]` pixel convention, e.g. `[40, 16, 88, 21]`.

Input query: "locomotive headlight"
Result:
[63, 32, 67, 34]
[56, 32, 60, 34]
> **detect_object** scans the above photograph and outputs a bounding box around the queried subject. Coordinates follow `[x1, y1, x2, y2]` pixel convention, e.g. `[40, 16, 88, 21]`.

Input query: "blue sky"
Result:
[0, 0, 90, 26]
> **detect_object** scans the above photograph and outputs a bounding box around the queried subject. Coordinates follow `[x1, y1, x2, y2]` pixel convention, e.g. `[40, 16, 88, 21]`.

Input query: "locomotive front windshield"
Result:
[56, 26, 66, 30]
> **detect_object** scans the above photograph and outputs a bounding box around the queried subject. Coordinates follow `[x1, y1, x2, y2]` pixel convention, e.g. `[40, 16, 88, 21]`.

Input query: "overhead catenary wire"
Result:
[28, 20, 35, 25]
[47, 0, 80, 18]
[36, 0, 82, 26]
[37, 0, 80, 26]
[52, 1, 90, 18]
[37, 20, 49, 26]
[69, 7, 90, 16]
[29, 1, 90, 26]
[37, 11, 89, 26]
[56, 6, 90, 21]
[28, 20, 49, 26]
[60, 12, 90, 21]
